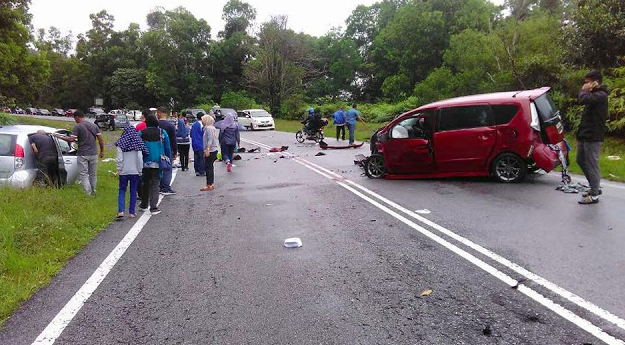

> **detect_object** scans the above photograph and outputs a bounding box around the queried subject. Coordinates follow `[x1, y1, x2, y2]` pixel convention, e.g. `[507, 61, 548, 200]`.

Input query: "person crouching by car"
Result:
[29, 130, 60, 187]
[577, 70, 609, 205]
[138, 114, 171, 215]
[115, 126, 146, 219]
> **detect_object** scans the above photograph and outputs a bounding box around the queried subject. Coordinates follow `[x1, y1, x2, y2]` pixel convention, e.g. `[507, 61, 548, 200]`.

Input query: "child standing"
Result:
[201, 115, 219, 191]
[115, 126, 147, 219]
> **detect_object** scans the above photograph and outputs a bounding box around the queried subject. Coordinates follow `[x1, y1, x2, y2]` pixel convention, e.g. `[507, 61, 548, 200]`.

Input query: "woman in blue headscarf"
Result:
[115, 125, 147, 219]
[218, 114, 240, 173]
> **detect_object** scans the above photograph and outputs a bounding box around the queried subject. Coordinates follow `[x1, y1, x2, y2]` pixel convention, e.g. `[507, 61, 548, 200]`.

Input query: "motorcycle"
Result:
[296, 118, 328, 143]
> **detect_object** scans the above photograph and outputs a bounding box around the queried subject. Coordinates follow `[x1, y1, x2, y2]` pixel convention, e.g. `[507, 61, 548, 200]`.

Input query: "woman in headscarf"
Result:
[115, 125, 147, 219]
[201, 115, 219, 191]
[218, 113, 240, 173]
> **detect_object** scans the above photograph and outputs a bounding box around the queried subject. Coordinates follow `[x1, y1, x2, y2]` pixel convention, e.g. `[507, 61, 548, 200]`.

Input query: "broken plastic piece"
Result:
[315, 152, 326, 156]
[414, 209, 431, 215]
[320, 140, 365, 150]
[284, 238, 302, 248]
[420, 289, 433, 296]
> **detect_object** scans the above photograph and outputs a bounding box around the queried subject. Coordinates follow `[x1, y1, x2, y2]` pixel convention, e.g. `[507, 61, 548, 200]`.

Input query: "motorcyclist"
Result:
[301, 108, 316, 135]
[305, 108, 325, 137]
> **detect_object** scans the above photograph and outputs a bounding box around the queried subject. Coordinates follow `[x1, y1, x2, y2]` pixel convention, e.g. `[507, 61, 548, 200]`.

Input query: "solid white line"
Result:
[32, 169, 179, 345]
[296, 156, 625, 332]
[245, 136, 624, 344]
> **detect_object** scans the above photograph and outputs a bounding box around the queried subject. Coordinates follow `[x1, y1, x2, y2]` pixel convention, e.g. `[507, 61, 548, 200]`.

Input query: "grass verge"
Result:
[0, 114, 122, 327]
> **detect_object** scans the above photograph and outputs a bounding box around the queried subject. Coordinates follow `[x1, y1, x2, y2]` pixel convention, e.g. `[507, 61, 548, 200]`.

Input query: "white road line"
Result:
[293, 158, 624, 345]
[296, 156, 625, 333]
[244, 136, 624, 344]
[32, 169, 179, 345]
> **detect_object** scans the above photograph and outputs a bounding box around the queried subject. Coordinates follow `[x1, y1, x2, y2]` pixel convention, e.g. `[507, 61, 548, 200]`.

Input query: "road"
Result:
[1, 129, 624, 344]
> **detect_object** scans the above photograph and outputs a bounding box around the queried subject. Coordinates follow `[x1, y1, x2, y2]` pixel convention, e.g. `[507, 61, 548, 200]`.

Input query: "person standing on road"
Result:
[29, 130, 60, 187]
[138, 114, 171, 215]
[577, 70, 609, 205]
[115, 125, 146, 219]
[345, 103, 366, 145]
[191, 112, 206, 176]
[55, 110, 105, 195]
[218, 113, 240, 173]
[176, 112, 191, 172]
[158, 108, 177, 195]
[333, 106, 346, 141]
[201, 115, 219, 191]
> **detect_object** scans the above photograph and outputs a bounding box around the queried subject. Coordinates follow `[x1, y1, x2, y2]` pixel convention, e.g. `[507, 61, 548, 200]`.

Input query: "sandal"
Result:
[128, 214, 136, 219]
[200, 185, 214, 191]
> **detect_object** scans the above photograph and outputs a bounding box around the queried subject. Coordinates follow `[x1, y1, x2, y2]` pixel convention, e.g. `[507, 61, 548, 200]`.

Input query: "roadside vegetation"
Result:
[0, 115, 121, 327]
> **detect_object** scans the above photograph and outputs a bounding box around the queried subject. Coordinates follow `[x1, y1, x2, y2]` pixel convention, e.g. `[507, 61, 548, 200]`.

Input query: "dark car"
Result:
[183, 108, 207, 124]
[39, 109, 51, 116]
[365, 87, 568, 183]
[13, 107, 24, 114]
[88, 107, 105, 117]
[213, 107, 238, 122]
[26, 108, 39, 115]
[52, 108, 64, 116]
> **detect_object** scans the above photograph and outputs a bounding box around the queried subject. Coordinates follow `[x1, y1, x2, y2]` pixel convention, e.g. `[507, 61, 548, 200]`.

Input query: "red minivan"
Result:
[365, 87, 568, 183]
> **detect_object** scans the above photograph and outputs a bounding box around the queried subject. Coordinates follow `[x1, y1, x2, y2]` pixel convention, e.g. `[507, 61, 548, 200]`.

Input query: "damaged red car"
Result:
[365, 87, 568, 183]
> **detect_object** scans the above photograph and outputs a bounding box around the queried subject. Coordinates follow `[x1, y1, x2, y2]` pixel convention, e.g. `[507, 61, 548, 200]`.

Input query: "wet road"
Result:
[1, 129, 624, 344]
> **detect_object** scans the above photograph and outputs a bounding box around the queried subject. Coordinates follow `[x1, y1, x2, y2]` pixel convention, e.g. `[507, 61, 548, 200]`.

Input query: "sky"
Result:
[30, 0, 505, 40]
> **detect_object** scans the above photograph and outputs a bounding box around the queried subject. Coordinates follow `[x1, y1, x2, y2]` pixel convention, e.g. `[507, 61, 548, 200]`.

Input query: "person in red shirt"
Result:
[136, 109, 149, 131]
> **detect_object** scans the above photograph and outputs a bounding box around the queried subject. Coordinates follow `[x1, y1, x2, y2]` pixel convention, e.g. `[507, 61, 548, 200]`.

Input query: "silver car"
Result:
[0, 125, 79, 188]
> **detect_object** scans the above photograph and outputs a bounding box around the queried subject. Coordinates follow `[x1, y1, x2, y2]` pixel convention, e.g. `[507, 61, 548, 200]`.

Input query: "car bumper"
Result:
[532, 141, 568, 173]
[254, 123, 275, 129]
[0, 170, 37, 188]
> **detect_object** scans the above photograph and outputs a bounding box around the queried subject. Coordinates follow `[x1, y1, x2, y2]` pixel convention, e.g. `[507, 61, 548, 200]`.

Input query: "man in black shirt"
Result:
[158, 107, 177, 195]
[29, 130, 60, 187]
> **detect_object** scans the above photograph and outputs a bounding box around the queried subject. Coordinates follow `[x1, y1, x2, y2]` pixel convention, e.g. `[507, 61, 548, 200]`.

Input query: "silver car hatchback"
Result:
[0, 125, 80, 188]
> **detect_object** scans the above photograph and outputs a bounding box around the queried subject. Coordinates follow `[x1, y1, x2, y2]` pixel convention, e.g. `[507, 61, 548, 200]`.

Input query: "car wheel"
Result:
[492, 153, 527, 183]
[295, 130, 305, 143]
[365, 154, 386, 179]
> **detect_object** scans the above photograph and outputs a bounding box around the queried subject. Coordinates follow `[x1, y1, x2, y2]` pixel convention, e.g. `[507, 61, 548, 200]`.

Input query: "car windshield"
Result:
[250, 111, 270, 118]
[534, 93, 559, 121]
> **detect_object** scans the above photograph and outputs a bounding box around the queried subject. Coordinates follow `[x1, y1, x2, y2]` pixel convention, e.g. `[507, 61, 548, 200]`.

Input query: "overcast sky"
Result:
[30, 0, 505, 40]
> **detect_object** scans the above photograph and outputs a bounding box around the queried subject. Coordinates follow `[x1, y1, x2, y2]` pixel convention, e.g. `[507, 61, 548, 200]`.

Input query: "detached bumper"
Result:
[532, 141, 568, 173]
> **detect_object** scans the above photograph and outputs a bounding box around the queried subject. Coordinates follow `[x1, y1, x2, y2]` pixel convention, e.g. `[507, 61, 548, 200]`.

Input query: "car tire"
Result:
[365, 154, 386, 179]
[492, 153, 527, 183]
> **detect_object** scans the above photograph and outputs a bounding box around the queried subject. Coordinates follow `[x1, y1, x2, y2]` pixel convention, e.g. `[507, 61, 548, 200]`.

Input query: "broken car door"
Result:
[384, 113, 435, 174]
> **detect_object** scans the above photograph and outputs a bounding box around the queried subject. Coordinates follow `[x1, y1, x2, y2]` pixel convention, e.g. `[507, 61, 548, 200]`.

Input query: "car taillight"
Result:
[14, 144, 25, 170]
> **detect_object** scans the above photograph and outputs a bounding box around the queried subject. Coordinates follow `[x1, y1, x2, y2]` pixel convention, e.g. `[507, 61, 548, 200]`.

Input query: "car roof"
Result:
[416, 87, 551, 110]
[0, 125, 59, 134]
[244, 109, 267, 112]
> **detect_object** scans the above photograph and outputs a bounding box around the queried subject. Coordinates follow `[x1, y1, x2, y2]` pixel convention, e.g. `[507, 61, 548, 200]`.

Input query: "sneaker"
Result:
[227, 163, 232, 173]
[161, 190, 177, 196]
[139, 206, 148, 212]
[578, 195, 599, 204]
[195, 172, 200, 176]
[150, 208, 162, 215]
[582, 189, 602, 197]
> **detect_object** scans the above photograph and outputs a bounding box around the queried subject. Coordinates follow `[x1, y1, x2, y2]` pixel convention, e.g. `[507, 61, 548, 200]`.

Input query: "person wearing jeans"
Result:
[138, 114, 172, 215]
[333, 107, 346, 141]
[218, 114, 240, 173]
[191, 112, 206, 176]
[577, 70, 609, 204]
[176, 113, 191, 171]
[55, 110, 105, 195]
[115, 126, 146, 219]
[345, 103, 366, 145]
[201, 115, 219, 191]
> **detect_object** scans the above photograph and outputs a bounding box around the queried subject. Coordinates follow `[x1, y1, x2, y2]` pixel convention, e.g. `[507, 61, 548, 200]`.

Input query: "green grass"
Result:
[274, 118, 382, 142]
[564, 134, 625, 182]
[0, 114, 122, 327]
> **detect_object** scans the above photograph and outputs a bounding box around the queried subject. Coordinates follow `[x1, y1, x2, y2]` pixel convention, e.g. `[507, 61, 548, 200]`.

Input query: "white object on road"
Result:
[415, 209, 431, 215]
[607, 155, 621, 161]
[284, 238, 302, 248]
[101, 158, 115, 162]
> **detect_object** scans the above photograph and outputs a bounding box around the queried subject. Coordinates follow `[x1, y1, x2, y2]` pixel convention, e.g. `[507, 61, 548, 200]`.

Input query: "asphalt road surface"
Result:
[2, 129, 624, 344]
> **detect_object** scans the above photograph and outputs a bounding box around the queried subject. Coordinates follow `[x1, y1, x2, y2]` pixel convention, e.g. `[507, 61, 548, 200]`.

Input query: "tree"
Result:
[109, 68, 150, 108]
[220, 0, 257, 39]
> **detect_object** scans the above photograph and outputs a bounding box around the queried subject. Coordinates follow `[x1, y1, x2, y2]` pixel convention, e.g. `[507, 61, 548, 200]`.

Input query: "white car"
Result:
[126, 110, 142, 121]
[237, 109, 275, 131]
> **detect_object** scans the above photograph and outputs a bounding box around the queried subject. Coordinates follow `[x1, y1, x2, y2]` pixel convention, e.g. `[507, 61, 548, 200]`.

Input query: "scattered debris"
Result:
[284, 237, 302, 248]
[370, 219, 376, 222]
[609, 173, 620, 179]
[354, 154, 367, 167]
[607, 155, 621, 161]
[248, 147, 261, 153]
[608, 227, 613, 231]
[482, 325, 492, 336]
[266, 203, 274, 206]
[556, 182, 594, 194]
[315, 152, 326, 156]
[320, 140, 365, 150]
[511, 278, 526, 290]
[238, 147, 246, 153]
[101, 158, 115, 162]
[420, 289, 433, 297]
[233, 154, 242, 160]
[414, 209, 431, 215]
[269, 146, 289, 152]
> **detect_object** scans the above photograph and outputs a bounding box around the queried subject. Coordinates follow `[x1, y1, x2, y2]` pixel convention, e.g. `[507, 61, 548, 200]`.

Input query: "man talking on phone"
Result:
[577, 70, 608, 204]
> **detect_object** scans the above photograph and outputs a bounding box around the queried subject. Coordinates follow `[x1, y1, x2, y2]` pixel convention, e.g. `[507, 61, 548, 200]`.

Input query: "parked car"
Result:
[109, 109, 125, 116]
[237, 109, 275, 130]
[211, 107, 238, 122]
[13, 107, 24, 114]
[364, 87, 568, 183]
[64, 109, 78, 117]
[52, 108, 65, 116]
[126, 110, 142, 121]
[95, 114, 128, 130]
[1, 107, 11, 114]
[88, 107, 106, 116]
[39, 109, 51, 116]
[0, 125, 79, 188]
[26, 108, 39, 115]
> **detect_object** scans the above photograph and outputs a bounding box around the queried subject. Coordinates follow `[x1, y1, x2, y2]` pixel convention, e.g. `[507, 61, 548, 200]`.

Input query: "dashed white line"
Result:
[32, 169, 179, 345]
